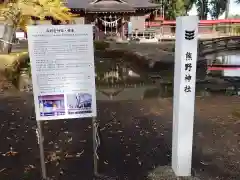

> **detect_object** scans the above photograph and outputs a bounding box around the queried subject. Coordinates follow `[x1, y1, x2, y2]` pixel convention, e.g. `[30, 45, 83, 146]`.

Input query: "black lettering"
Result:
[185, 74, 192, 82]
[184, 85, 191, 93]
[185, 63, 192, 72]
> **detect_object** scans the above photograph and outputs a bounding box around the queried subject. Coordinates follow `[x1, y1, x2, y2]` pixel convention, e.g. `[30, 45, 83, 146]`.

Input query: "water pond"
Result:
[95, 50, 240, 99]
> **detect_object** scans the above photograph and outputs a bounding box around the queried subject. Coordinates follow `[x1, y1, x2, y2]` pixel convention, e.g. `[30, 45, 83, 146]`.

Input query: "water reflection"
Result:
[221, 55, 240, 77]
[94, 52, 163, 99]
[95, 57, 146, 87]
[94, 50, 240, 99]
[208, 52, 240, 77]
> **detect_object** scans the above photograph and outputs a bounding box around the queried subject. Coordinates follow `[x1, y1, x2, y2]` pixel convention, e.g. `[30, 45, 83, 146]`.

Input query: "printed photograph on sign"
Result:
[67, 93, 92, 115]
[38, 94, 65, 117]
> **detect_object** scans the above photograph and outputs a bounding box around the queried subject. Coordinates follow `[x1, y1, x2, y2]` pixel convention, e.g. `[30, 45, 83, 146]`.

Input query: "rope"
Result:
[36, 128, 40, 145]
[98, 17, 121, 27]
[94, 121, 100, 160]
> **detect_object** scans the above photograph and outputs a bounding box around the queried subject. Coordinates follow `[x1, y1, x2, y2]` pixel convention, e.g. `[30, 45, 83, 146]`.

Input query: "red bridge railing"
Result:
[146, 19, 240, 27]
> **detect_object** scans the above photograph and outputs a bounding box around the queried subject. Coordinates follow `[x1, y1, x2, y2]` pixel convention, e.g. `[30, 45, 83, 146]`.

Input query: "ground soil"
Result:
[0, 91, 239, 180]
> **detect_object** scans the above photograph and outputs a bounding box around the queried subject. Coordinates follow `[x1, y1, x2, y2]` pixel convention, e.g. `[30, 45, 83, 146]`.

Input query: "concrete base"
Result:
[148, 166, 200, 180]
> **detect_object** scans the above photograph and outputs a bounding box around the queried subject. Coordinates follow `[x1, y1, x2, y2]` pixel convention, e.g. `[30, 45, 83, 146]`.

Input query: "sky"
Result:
[188, 0, 240, 19]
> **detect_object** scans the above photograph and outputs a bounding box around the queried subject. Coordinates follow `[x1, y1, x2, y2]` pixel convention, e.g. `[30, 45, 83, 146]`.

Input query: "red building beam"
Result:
[146, 19, 240, 27]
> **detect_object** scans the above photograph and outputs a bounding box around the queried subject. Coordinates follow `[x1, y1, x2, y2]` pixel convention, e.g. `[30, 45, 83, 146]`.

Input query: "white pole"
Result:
[109, 15, 112, 34]
[115, 15, 117, 34]
[104, 16, 106, 34]
[122, 17, 124, 39]
[172, 15, 199, 177]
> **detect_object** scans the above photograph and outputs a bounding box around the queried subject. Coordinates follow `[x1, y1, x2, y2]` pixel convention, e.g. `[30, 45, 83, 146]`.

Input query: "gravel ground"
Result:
[0, 92, 239, 180]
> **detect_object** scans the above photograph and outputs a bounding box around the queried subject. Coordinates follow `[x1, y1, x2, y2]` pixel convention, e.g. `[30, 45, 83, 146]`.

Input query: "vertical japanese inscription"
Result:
[184, 52, 193, 93]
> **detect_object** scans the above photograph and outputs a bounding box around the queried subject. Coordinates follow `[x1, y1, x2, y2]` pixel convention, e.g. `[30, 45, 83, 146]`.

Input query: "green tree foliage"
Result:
[174, 0, 186, 17]
[0, 0, 74, 54]
[209, 0, 227, 19]
[164, 0, 185, 19]
[153, 0, 235, 20]
[152, 0, 187, 20]
[196, 0, 209, 19]
[184, 0, 196, 14]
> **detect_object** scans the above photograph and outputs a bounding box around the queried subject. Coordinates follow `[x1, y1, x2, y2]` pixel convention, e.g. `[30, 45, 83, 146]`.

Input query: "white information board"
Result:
[172, 16, 198, 176]
[27, 25, 97, 121]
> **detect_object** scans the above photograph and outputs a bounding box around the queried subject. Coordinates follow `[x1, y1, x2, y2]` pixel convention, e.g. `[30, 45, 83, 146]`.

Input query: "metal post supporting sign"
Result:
[36, 121, 47, 179]
[172, 15, 199, 176]
[36, 118, 100, 180]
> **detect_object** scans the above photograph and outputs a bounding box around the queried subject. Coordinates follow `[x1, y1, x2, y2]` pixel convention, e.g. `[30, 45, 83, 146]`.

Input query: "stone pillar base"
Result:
[148, 166, 201, 180]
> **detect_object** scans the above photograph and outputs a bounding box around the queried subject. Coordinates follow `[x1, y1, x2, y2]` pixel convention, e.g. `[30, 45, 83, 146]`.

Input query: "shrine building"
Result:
[65, 0, 161, 39]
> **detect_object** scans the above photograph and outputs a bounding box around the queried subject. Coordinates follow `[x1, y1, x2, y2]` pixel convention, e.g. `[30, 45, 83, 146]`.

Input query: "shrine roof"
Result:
[66, 0, 159, 11]
[86, 2, 135, 12]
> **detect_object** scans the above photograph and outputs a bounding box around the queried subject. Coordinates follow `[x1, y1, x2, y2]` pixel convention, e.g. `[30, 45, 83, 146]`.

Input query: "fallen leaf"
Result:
[3, 147, 18, 157]
[79, 140, 87, 143]
[65, 153, 73, 158]
[67, 137, 72, 143]
[104, 161, 108, 165]
[76, 150, 84, 157]
[200, 161, 209, 165]
[0, 168, 6, 173]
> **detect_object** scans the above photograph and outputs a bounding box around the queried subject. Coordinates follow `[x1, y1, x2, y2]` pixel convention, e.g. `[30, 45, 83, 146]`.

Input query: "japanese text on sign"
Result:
[46, 28, 74, 33]
[184, 52, 193, 93]
[27, 25, 97, 121]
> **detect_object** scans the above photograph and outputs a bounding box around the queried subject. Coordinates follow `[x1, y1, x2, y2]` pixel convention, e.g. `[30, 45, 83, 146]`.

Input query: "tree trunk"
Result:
[0, 10, 20, 54]
[0, 23, 17, 54]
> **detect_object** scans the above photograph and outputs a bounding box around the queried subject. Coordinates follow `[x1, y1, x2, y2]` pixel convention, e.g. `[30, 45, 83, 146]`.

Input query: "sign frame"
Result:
[27, 24, 97, 121]
[27, 24, 99, 179]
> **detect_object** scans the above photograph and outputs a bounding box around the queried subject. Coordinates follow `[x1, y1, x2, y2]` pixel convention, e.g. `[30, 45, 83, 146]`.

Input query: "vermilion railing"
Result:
[146, 19, 240, 27]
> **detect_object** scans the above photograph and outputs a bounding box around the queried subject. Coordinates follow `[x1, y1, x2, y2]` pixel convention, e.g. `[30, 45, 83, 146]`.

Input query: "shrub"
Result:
[4, 65, 19, 87]
[94, 41, 110, 50]
[4, 52, 30, 86]
[232, 110, 240, 118]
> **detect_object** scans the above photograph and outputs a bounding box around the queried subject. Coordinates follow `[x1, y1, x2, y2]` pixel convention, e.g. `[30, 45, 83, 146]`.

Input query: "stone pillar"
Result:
[122, 17, 125, 39]
[0, 23, 4, 39]
[18, 68, 32, 92]
[72, 17, 85, 24]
